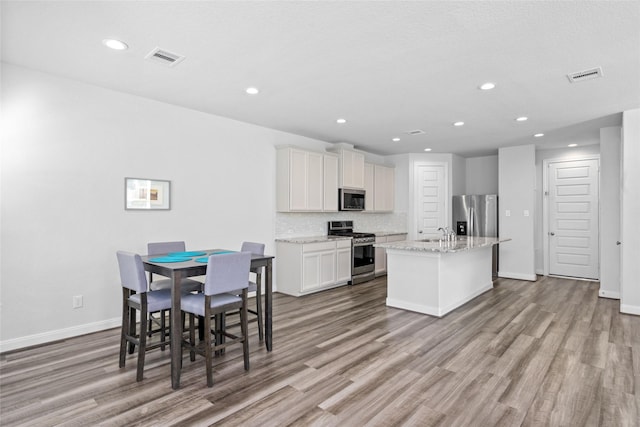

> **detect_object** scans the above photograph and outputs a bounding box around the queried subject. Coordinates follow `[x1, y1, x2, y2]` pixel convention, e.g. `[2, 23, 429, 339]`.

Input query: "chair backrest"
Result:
[204, 252, 251, 296]
[117, 251, 148, 293]
[241, 241, 265, 257]
[147, 241, 186, 256]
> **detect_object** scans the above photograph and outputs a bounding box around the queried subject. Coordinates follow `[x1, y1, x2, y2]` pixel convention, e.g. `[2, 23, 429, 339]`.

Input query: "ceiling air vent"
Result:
[567, 67, 603, 83]
[145, 47, 185, 67]
[404, 129, 426, 136]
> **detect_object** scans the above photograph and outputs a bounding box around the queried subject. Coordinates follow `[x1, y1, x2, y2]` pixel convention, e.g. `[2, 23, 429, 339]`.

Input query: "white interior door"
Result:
[548, 159, 599, 279]
[415, 164, 447, 238]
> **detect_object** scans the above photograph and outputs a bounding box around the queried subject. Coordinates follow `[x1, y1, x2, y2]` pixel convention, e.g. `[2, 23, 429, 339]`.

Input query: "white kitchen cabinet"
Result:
[302, 245, 336, 292]
[364, 163, 374, 211]
[333, 148, 365, 189]
[374, 235, 387, 275]
[374, 164, 395, 212]
[323, 154, 339, 212]
[364, 163, 395, 212]
[276, 239, 352, 297]
[375, 233, 407, 276]
[277, 147, 337, 212]
[336, 239, 352, 283]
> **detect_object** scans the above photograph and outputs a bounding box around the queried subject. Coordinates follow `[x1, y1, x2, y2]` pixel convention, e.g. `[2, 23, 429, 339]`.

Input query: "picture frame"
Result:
[125, 178, 171, 210]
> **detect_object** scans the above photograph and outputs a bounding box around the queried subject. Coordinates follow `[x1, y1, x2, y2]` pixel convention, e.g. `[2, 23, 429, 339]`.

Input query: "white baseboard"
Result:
[598, 290, 620, 300]
[0, 317, 121, 353]
[498, 271, 537, 281]
[620, 304, 640, 316]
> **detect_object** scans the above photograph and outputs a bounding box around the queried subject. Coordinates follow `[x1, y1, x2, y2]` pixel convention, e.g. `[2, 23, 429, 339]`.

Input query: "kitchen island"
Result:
[375, 237, 509, 317]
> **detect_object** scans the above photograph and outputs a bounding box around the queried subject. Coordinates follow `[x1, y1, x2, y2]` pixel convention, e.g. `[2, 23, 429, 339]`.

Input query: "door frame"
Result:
[411, 161, 449, 241]
[542, 155, 600, 277]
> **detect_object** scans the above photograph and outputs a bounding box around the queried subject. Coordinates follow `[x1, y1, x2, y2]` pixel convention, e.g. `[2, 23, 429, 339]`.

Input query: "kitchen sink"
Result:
[417, 238, 443, 243]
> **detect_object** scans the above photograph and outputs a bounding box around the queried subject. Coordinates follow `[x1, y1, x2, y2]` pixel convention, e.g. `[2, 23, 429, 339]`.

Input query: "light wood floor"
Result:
[1, 276, 639, 426]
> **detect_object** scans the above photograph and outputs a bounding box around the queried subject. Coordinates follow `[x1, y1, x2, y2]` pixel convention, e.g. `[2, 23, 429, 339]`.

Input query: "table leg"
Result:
[265, 258, 272, 351]
[170, 270, 182, 389]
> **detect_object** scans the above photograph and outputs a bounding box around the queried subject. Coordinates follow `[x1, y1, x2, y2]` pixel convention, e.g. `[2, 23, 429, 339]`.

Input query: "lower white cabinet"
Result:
[375, 234, 407, 276]
[276, 239, 352, 296]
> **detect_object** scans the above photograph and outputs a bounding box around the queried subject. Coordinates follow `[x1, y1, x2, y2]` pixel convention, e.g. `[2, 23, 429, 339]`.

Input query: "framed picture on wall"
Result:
[125, 178, 171, 210]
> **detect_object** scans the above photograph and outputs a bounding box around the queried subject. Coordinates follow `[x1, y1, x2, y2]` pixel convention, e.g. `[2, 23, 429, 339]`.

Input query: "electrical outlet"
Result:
[72, 295, 83, 309]
[523, 210, 530, 217]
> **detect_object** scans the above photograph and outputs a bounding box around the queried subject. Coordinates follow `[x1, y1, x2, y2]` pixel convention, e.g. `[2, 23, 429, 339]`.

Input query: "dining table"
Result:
[142, 249, 274, 389]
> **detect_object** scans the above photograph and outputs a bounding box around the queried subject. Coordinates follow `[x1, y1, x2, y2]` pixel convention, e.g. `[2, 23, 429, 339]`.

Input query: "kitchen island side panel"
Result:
[385, 245, 493, 317]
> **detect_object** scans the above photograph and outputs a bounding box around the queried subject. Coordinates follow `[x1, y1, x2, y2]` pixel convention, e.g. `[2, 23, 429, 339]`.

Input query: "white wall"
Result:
[620, 109, 640, 315]
[0, 64, 333, 351]
[465, 155, 498, 195]
[599, 127, 621, 299]
[498, 145, 536, 281]
[534, 145, 601, 274]
[451, 154, 466, 196]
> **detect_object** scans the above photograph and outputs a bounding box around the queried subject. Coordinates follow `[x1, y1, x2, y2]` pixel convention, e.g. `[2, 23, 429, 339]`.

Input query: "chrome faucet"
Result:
[437, 227, 456, 242]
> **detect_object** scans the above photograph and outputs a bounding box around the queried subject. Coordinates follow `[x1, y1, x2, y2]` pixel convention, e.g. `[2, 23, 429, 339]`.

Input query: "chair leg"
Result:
[189, 313, 196, 362]
[128, 296, 137, 355]
[204, 297, 214, 387]
[119, 290, 129, 368]
[160, 311, 167, 351]
[256, 272, 264, 341]
[241, 289, 250, 371]
[136, 299, 148, 382]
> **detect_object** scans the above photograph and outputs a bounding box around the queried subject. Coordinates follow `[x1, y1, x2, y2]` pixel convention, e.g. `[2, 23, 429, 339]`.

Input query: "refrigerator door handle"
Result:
[469, 207, 474, 237]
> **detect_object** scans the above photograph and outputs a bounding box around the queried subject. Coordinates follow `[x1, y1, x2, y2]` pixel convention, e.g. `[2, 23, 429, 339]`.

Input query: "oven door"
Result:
[352, 242, 375, 276]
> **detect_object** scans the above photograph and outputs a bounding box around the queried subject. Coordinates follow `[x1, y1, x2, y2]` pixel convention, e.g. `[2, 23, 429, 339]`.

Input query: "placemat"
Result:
[148, 256, 192, 263]
[167, 251, 206, 257]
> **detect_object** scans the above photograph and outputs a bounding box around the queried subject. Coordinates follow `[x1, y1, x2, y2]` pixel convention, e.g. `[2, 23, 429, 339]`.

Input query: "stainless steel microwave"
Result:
[339, 188, 365, 211]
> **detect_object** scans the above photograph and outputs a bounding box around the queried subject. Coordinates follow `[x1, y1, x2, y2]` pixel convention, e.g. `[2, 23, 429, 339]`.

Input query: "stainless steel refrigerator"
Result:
[452, 194, 499, 278]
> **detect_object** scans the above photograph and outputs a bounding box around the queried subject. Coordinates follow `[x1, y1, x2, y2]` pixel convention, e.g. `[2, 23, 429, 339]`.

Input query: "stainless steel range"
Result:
[328, 221, 375, 284]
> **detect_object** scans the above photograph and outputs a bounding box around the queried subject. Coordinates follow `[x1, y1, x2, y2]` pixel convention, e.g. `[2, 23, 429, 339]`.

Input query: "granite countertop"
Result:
[375, 236, 510, 253]
[370, 231, 408, 237]
[275, 235, 352, 244]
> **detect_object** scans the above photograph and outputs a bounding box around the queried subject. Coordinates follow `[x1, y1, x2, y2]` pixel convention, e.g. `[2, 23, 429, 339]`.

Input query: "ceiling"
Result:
[2, 1, 639, 157]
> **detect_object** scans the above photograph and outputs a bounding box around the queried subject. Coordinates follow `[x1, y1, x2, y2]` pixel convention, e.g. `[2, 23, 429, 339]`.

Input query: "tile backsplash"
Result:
[275, 212, 407, 238]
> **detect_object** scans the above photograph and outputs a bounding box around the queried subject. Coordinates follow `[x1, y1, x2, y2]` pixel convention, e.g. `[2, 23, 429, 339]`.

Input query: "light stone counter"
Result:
[371, 231, 408, 238]
[275, 235, 351, 244]
[376, 236, 509, 253]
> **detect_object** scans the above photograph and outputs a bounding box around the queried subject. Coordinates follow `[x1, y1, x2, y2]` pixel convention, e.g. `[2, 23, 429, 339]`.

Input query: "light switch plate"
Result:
[505, 210, 511, 217]
[524, 210, 530, 217]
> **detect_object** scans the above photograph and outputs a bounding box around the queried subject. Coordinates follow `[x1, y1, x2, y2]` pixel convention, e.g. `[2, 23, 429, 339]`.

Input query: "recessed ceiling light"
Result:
[392, 137, 401, 142]
[245, 87, 259, 95]
[534, 133, 544, 138]
[102, 39, 128, 50]
[336, 118, 347, 124]
[479, 82, 496, 90]
[515, 116, 528, 122]
[424, 148, 432, 152]
[568, 143, 578, 147]
[453, 121, 465, 127]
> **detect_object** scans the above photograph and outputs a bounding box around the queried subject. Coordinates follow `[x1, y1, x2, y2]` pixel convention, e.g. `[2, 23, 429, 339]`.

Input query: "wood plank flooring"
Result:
[1, 276, 639, 426]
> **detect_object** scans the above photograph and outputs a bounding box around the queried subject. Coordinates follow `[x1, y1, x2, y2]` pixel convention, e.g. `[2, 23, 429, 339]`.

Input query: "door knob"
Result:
[549, 232, 555, 236]
[418, 230, 423, 234]
[616, 241, 621, 245]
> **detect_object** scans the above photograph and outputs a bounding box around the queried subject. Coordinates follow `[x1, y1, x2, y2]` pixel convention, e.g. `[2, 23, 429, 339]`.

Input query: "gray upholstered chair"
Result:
[117, 250, 173, 382]
[241, 241, 266, 341]
[147, 241, 203, 339]
[147, 241, 203, 293]
[181, 251, 251, 387]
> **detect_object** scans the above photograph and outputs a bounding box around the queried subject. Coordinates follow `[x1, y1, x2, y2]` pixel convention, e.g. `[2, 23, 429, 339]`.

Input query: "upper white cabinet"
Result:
[363, 162, 395, 212]
[333, 148, 365, 189]
[374, 164, 395, 212]
[323, 154, 339, 212]
[277, 147, 338, 212]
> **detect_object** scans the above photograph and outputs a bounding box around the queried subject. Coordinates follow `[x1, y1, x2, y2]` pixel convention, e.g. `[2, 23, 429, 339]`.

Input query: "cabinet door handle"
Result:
[617, 241, 621, 245]
[549, 232, 555, 236]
